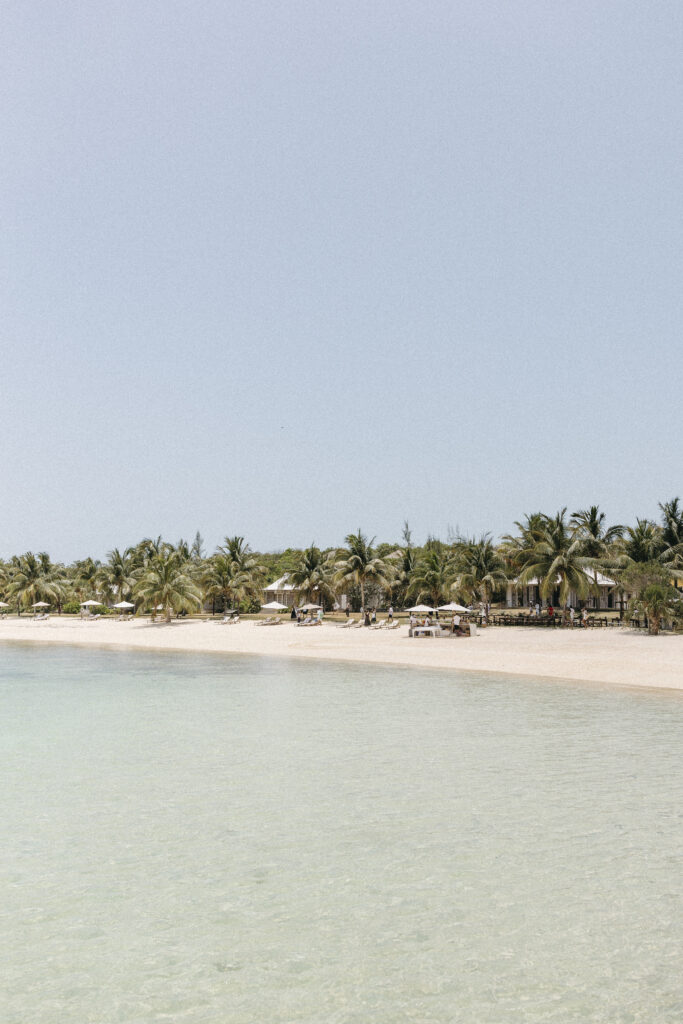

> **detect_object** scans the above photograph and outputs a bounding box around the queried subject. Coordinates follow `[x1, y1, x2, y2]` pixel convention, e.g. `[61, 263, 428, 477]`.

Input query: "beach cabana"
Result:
[262, 574, 301, 608]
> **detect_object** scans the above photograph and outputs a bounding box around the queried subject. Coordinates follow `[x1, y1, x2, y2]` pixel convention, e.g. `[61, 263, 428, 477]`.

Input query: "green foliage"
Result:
[621, 562, 683, 634]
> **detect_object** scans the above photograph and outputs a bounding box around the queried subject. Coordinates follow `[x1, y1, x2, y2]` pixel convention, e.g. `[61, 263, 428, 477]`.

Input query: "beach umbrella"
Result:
[261, 601, 288, 611]
[407, 604, 434, 613]
[32, 601, 50, 608]
[437, 602, 470, 613]
[113, 601, 135, 609]
[301, 603, 322, 611]
[0, 601, 9, 608]
[80, 599, 102, 607]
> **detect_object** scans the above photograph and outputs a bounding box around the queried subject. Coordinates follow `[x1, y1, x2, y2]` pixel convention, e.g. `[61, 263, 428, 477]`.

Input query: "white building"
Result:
[506, 572, 619, 610]
[262, 574, 300, 608]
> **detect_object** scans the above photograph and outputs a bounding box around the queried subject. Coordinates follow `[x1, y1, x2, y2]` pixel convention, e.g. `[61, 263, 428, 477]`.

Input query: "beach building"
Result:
[506, 573, 619, 610]
[262, 574, 301, 608]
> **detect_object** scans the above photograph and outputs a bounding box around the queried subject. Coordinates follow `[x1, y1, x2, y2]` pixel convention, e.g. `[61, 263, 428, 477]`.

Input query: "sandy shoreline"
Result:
[1, 616, 682, 691]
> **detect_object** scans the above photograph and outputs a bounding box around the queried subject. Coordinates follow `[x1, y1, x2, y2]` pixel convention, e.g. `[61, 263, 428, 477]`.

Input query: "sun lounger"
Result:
[337, 619, 355, 628]
[351, 619, 364, 627]
[370, 619, 386, 630]
[385, 620, 401, 629]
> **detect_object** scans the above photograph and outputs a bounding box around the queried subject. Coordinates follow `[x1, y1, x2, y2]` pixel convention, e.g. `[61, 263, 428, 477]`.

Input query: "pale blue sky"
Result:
[1, 1, 681, 561]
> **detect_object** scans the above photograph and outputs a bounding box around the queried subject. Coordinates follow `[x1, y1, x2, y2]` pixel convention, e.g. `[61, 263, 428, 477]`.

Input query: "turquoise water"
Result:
[1, 644, 682, 1023]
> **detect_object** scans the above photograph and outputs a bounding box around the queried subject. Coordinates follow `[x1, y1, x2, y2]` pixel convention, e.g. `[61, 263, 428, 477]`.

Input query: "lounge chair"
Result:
[351, 618, 364, 628]
[337, 619, 355, 628]
[370, 619, 386, 630]
[385, 620, 401, 630]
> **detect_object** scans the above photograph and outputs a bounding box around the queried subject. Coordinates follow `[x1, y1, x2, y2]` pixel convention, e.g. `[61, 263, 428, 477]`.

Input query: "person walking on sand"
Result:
[582, 607, 589, 627]
[388, 605, 394, 622]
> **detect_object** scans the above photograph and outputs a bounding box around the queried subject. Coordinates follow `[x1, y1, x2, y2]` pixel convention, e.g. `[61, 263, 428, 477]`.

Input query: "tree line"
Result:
[1, 500, 682, 633]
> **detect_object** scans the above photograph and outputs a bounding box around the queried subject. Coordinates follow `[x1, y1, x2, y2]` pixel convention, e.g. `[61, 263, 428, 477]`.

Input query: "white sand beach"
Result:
[1, 617, 681, 691]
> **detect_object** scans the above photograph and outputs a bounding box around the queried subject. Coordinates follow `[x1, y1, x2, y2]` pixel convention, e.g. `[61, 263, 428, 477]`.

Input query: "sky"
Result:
[1, 1, 682, 562]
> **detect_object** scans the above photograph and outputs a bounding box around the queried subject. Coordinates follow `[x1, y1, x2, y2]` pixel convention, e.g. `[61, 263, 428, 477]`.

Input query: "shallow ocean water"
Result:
[1, 643, 682, 1023]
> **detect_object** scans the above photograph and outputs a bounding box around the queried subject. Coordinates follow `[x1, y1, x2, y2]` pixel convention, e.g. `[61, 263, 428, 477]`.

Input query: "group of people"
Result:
[529, 602, 589, 625]
[291, 606, 324, 624]
[344, 606, 396, 627]
[408, 612, 466, 636]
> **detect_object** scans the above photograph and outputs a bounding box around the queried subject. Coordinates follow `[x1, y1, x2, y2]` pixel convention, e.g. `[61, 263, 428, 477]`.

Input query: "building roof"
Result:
[515, 572, 616, 588]
[264, 574, 296, 592]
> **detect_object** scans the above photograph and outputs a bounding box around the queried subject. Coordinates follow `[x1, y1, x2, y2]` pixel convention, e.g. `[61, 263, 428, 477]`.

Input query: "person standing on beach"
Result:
[388, 605, 394, 622]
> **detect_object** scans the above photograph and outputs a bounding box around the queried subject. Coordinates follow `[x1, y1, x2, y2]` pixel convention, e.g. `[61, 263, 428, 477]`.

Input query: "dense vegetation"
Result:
[1, 501, 682, 633]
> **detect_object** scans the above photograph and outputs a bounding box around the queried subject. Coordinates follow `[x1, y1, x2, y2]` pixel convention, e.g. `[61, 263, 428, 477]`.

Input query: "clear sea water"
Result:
[1, 644, 682, 1023]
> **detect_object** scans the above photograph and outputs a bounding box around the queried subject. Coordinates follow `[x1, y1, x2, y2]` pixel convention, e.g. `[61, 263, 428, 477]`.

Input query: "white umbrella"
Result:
[261, 601, 288, 611]
[113, 601, 135, 609]
[438, 602, 470, 613]
[407, 604, 434, 613]
[32, 601, 50, 608]
[81, 599, 102, 607]
[301, 603, 322, 611]
[0, 601, 9, 608]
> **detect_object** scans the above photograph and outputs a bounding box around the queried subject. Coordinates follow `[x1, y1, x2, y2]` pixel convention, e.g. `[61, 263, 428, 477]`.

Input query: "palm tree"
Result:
[570, 506, 624, 558]
[286, 545, 337, 608]
[133, 550, 203, 622]
[70, 557, 102, 604]
[621, 562, 683, 635]
[658, 497, 683, 567]
[518, 510, 592, 611]
[335, 530, 396, 610]
[408, 547, 455, 609]
[98, 548, 134, 605]
[453, 535, 507, 607]
[7, 552, 67, 613]
[500, 512, 547, 576]
[201, 553, 262, 613]
[619, 519, 664, 565]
